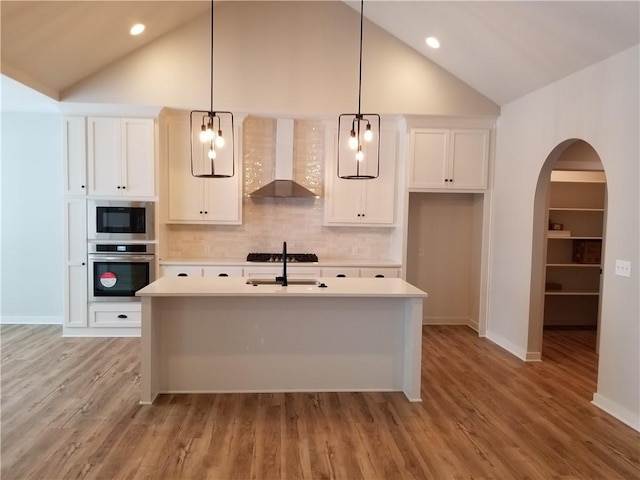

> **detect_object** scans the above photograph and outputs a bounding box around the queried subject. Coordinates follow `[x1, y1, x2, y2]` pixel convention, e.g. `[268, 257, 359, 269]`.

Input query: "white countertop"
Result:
[136, 276, 427, 298]
[159, 258, 402, 268]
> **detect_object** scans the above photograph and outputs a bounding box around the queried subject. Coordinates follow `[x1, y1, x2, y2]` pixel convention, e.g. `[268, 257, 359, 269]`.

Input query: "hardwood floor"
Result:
[1, 324, 638, 480]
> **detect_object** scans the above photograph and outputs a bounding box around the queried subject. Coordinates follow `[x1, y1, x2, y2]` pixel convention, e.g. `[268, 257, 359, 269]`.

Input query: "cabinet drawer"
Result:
[244, 266, 282, 278]
[89, 303, 141, 328]
[244, 266, 320, 278]
[161, 265, 203, 277]
[321, 267, 360, 278]
[287, 267, 321, 278]
[203, 266, 243, 277]
[360, 267, 400, 278]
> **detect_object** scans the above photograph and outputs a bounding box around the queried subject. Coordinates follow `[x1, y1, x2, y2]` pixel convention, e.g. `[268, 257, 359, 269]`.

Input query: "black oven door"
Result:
[89, 255, 154, 301]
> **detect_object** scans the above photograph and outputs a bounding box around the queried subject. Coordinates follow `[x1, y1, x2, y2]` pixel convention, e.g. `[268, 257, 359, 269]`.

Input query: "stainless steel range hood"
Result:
[250, 119, 318, 198]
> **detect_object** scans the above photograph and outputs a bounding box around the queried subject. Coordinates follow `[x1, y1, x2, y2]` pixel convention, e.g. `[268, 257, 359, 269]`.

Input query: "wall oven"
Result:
[88, 200, 155, 241]
[88, 243, 155, 301]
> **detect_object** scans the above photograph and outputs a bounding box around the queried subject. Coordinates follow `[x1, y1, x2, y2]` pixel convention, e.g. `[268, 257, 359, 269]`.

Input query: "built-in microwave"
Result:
[88, 200, 155, 241]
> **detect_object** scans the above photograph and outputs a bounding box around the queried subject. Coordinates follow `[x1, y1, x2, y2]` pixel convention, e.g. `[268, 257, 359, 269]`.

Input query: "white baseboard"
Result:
[0, 315, 62, 325]
[422, 316, 468, 325]
[485, 330, 528, 361]
[526, 351, 542, 361]
[592, 393, 640, 432]
[423, 317, 479, 333]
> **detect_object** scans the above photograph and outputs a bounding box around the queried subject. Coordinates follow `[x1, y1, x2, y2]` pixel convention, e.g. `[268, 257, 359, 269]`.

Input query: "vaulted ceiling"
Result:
[1, 1, 638, 110]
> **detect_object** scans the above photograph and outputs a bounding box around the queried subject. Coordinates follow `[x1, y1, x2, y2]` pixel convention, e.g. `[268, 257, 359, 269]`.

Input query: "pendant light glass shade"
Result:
[190, 0, 234, 178]
[337, 0, 380, 180]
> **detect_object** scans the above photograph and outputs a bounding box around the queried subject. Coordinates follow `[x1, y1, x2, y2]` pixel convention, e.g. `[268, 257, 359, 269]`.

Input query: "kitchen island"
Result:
[136, 276, 427, 404]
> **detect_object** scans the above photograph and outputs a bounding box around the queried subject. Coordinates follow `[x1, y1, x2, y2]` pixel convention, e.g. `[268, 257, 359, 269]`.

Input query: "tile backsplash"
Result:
[166, 116, 394, 261]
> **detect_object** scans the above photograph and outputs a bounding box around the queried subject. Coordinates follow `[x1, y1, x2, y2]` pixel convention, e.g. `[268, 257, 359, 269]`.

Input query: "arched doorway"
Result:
[528, 139, 606, 359]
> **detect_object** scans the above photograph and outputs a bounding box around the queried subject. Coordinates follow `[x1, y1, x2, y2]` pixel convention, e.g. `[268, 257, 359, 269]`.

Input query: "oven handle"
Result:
[89, 254, 155, 262]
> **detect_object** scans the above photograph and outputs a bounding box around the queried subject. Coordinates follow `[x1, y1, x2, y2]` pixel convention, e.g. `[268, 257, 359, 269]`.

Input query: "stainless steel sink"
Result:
[245, 279, 320, 286]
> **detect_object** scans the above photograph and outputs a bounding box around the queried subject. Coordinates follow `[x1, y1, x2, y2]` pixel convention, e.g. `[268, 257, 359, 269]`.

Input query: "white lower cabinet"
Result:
[287, 267, 321, 278]
[360, 267, 400, 278]
[89, 303, 141, 328]
[65, 264, 88, 327]
[321, 267, 360, 278]
[160, 263, 400, 280]
[203, 266, 243, 277]
[244, 266, 321, 278]
[161, 265, 204, 277]
[161, 265, 244, 277]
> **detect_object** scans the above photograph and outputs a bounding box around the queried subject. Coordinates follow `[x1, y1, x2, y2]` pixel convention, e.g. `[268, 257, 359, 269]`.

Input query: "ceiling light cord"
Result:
[357, 0, 364, 117]
[336, 0, 381, 180]
[189, 0, 235, 179]
[209, 0, 214, 113]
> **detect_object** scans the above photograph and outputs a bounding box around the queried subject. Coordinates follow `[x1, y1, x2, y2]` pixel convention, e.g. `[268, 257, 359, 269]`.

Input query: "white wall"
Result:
[0, 112, 63, 324]
[62, 1, 498, 117]
[487, 45, 639, 429]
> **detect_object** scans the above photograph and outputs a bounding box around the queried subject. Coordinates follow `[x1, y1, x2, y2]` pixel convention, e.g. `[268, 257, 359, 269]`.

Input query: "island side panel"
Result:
[140, 296, 159, 404]
[403, 297, 424, 402]
[153, 296, 408, 396]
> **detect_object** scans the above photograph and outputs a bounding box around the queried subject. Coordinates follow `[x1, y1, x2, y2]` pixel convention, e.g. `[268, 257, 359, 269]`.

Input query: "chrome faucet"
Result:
[275, 241, 288, 286]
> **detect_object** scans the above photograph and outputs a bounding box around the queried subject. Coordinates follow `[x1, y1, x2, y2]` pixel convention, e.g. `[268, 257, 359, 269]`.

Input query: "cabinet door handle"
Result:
[199, 211, 203, 214]
[375, 274, 385, 278]
[336, 274, 346, 278]
[218, 273, 229, 277]
[177, 273, 188, 277]
[81, 185, 85, 189]
[204, 211, 208, 214]
[117, 186, 121, 189]
[117, 314, 128, 319]
[122, 185, 126, 189]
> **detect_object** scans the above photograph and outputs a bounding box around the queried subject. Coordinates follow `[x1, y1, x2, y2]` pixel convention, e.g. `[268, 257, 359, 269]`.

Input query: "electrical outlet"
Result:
[615, 259, 631, 278]
[204, 245, 211, 255]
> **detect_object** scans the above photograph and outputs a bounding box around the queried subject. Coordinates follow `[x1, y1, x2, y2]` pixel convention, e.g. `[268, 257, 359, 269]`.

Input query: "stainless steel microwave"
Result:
[88, 200, 155, 241]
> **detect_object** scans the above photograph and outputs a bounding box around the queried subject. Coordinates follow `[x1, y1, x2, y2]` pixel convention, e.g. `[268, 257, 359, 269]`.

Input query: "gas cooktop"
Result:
[246, 253, 318, 263]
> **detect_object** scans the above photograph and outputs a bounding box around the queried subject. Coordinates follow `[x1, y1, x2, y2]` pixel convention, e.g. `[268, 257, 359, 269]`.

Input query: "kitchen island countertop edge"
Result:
[136, 276, 427, 298]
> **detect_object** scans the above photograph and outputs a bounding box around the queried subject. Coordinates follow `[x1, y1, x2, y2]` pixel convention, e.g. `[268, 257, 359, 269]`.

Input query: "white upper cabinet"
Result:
[410, 128, 489, 190]
[63, 117, 87, 195]
[324, 124, 397, 226]
[164, 113, 242, 224]
[87, 117, 155, 198]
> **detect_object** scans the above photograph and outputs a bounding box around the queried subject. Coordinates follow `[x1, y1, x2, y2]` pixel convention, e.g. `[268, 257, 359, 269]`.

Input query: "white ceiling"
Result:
[352, 1, 640, 106]
[1, 1, 638, 112]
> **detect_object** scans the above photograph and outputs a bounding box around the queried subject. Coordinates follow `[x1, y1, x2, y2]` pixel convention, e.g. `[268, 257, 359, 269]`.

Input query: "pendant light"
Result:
[190, 0, 234, 178]
[337, 0, 380, 180]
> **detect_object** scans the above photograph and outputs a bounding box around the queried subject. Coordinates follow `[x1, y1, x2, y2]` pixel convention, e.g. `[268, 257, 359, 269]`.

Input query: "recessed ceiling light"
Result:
[426, 36, 440, 49]
[130, 23, 145, 36]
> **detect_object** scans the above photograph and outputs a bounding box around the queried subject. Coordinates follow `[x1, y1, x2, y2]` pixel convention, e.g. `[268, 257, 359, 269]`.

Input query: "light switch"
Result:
[615, 259, 631, 278]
